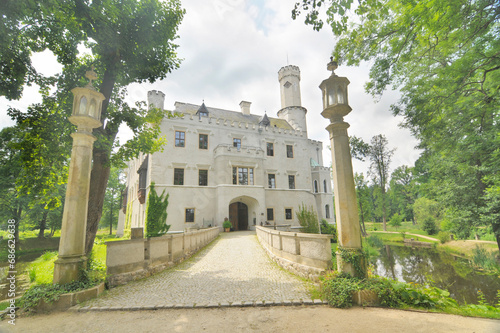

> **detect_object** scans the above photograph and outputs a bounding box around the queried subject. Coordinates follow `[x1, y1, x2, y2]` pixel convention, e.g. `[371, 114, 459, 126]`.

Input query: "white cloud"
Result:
[1, 0, 421, 177]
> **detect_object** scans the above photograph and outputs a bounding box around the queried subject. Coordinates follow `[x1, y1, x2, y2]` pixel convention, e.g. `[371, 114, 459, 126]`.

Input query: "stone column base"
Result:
[336, 247, 367, 278]
[53, 255, 87, 285]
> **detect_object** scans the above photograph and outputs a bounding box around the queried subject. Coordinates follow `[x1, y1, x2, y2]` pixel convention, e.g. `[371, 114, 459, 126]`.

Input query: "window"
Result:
[233, 138, 241, 149]
[232, 167, 254, 185]
[199, 169, 208, 186]
[266, 142, 274, 156]
[199, 134, 208, 149]
[285, 208, 293, 220]
[323, 180, 327, 193]
[174, 168, 184, 185]
[314, 180, 318, 193]
[199, 111, 208, 117]
[325, 205, 330, 219]
[267, 208, 274, 221]
[185, 208, 195, 222]
[286, 144, 293, 158]
[268, 174, 276, 188]
[288, 175, 295, 189]
[175, 131, 185, 147]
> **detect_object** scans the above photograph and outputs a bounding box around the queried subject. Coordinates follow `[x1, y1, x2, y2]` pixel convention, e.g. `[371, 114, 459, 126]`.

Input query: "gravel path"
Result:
[84, 231, 311, 309]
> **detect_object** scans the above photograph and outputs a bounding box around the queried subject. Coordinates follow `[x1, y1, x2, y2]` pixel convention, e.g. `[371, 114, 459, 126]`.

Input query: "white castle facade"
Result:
[119, 65, 334, 234]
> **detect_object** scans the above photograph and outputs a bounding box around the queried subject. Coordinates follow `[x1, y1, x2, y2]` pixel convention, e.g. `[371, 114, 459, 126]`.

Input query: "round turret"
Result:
[278, 65, 301, 108]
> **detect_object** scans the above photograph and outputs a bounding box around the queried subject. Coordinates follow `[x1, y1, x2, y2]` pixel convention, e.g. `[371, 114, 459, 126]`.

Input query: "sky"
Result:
[0, 0, 421, 176]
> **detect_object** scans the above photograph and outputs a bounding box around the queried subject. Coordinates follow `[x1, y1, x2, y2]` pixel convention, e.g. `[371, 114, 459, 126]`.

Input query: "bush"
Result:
[437, 231, 451, 244]
[296, 204, 319, 233]
[322, 272, 358, 308]
[472, 246, 499, 271]
[320, 219, 337, 242]
[422, 217, 438, 235]
[145, 183, 170, 238]
[223, 220, 232, 229]
[389, 213, 402, 229]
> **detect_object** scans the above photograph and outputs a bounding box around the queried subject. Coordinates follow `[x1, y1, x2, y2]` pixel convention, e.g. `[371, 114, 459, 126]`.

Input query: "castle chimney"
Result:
[240, 101, 251, 115]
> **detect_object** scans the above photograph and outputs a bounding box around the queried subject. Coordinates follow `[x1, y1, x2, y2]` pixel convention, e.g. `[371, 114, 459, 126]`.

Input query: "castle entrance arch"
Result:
[228, 202, 248, 231]
[228, 196, 260, 231]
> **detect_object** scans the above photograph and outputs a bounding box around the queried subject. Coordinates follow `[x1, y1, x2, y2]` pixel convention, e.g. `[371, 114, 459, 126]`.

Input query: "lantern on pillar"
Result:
[69, 68, 105, 131]
[53, 68, 105, 285]
[319, 58, 366, 278]
[319, 58, 351, 123]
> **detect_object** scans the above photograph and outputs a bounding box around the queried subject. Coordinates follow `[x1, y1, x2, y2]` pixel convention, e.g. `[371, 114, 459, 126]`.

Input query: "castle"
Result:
[119, 65, 334, 234]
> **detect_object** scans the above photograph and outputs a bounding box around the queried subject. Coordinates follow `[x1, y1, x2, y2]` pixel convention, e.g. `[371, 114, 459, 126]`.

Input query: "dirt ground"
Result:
[2, 306, 499, 333]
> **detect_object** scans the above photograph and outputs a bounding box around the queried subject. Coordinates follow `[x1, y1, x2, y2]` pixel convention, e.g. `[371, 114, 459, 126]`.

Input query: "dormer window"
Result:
[196, 102, 209, 117]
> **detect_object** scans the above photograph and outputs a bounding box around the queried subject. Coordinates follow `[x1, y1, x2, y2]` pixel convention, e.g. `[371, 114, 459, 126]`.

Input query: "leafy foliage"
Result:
[320, 219, 337, 241]
[144, 183, 170, 238]
[296, 204, 319, 233]
[292, 0, 500, 251]
[2, 0, 185, 257]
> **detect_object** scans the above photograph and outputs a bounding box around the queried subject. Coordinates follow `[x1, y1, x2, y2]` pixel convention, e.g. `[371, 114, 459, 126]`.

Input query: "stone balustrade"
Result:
[106, 227, 220, 287]
[256, 226, 333, 281]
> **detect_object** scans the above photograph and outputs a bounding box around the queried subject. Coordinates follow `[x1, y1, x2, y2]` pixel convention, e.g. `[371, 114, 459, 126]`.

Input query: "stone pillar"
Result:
[53, 68, 104, 284]
[53, 132, 96, 284]
[319, 59, 366, 278]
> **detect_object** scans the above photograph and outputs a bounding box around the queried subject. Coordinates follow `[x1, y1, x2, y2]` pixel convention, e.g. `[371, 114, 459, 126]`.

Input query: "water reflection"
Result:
[372, 245, 500, 305]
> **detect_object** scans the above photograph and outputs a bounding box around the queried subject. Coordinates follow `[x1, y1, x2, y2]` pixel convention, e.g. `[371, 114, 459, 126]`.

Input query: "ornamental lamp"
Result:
[69, 67, 105, 130]
[319, 58, 351, 122]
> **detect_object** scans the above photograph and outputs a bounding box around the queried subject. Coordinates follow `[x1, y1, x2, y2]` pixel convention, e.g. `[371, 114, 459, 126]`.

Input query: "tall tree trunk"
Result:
[109, 190, 113, 235]
[38, 210, 48, 238]
[85, 147, 111, 255]
[359, 201, 367, 236]
[84, 67, 116, 256]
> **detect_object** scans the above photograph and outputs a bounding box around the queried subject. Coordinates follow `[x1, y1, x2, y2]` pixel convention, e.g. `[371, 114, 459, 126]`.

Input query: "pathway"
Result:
[83, 231, 311, 309]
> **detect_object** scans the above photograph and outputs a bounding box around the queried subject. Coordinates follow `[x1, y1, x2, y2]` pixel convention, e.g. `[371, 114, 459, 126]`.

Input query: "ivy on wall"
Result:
[145, 182, 170, 238]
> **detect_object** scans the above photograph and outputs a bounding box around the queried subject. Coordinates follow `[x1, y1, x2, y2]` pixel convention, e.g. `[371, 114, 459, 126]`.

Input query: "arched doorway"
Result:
[228, 202, 248, 231]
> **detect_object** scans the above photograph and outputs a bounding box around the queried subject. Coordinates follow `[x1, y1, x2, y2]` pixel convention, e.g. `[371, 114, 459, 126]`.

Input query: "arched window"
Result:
[325, 204, 330, 219]
[323, 180, 327, 193]
[314, 180, 318, 193]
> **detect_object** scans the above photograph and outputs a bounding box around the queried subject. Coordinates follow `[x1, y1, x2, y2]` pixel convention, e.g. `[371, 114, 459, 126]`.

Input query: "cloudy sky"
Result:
[0, 0, 421, 176]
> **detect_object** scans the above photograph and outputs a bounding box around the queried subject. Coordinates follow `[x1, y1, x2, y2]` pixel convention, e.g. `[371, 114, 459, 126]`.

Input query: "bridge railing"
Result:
[256, 226, 333, 281]
[105, 227, 220, 287]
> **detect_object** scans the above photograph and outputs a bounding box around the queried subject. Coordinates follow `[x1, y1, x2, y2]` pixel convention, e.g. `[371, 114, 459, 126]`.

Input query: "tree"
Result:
[389, 213, 402, 230]
[351, 135, 395, 231]
[354, 172, 371, 236]
[3, 0, 185, 256]
[0, 127, 27, 250]
[293, 0, 500, 252]
[100, 166, 125, 235]
[389, 165, 418, 224]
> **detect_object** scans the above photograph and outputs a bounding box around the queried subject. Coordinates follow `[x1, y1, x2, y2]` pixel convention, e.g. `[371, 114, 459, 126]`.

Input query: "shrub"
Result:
[366, 235, 383, 248]
[320, 219, 337, 242]
[472, 245, 499, 271]
[223, 220, 232, 229]
[389, 213, 402, 229]
[437, 231, 451, 244]
[422, 217, 438, 235]
[296, 204, 319, 233]
[145, 183, 170, 238]
[321, 272, 359, 308]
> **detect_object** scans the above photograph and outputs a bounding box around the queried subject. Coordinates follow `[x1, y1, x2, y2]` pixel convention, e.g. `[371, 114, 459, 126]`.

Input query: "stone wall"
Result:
[106, 227, 220, 287]
[256, 226, 333, 281]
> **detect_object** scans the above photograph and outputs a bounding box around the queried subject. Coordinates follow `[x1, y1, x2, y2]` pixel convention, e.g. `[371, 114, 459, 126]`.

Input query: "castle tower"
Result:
[277, 65, 307, 132]
[147, 90, 165, 110]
